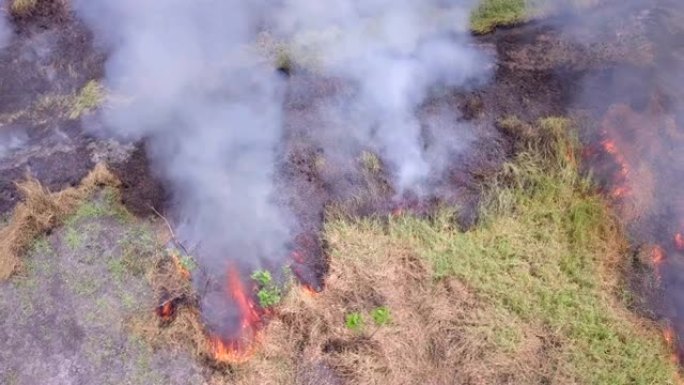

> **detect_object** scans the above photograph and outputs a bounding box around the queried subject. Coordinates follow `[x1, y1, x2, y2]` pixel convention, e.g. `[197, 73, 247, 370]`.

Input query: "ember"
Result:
[156, 300, 176, 322]
[600, 138, 631, 200]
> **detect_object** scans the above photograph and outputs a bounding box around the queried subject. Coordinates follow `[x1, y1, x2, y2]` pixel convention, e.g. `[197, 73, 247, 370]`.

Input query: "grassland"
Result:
[201, 117, 678, 385]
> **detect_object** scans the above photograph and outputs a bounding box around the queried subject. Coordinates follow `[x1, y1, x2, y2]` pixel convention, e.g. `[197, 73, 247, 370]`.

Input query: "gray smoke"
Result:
[72, 0, 490, 335]
[73, 0, 291, 273]
[270, 0, 489, 191]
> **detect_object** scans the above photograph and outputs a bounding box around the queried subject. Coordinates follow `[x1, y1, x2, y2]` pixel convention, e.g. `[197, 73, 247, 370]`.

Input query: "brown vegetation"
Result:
[0, 163, 120, 279]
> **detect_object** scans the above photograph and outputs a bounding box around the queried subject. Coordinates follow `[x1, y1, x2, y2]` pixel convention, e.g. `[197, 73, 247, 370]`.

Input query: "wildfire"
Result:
[663, 325, 682, 366]
[675, 233, 684, 251]
[156, 299, 175, 322]
[651, 245, 666, 266]
[600, 139, 631, 199]
[208, 266, 262, 364]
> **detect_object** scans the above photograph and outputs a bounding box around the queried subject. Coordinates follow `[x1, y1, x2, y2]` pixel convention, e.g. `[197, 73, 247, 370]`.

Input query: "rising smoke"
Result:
[270, 0, 489, 191]
[72, 0, 490, 335]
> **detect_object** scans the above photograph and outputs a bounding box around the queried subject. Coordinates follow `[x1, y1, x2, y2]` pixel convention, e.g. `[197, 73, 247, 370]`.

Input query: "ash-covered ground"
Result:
[0, 1, 680, 384]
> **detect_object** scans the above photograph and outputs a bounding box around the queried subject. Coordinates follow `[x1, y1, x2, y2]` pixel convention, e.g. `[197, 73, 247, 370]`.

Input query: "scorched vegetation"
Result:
[184, 118, 678, 385]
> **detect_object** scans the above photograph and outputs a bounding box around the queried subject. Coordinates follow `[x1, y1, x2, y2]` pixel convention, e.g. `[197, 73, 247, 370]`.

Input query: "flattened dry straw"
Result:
[0, 163, 120, 279]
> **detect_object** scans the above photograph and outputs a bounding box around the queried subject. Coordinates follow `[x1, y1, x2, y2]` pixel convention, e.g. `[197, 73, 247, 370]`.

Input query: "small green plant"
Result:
[69, 80, 105, 119]
[178, 255, 197, 272]
[345, 312, 364, 331]
[251, 269, 282, 308]
[252, 270, 273, 287]
[371, 306, 391, 326]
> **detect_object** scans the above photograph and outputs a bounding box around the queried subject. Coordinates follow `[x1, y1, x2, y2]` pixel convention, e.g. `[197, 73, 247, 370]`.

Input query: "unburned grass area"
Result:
[471, 0, 604, 34]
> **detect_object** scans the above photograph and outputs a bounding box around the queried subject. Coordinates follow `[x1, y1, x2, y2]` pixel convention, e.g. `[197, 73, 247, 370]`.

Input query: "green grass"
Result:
[471, 0, 527, 34]
[69, 80, 105, 119]
[470, 0, 602, 34]
[325, 117, 677, 384]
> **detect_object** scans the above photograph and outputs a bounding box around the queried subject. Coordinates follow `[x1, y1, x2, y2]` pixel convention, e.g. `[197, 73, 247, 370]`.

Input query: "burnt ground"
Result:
[0, 1, 678, 384]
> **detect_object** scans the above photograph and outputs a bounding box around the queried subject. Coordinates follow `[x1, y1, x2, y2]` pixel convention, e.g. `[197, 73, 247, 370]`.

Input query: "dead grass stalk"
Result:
[0, 164, 120, 279]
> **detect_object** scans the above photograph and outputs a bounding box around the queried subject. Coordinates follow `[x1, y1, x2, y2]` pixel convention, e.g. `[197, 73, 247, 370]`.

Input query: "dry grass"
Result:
[9, 0, 38, 16]
[9, 0, 68, 17]
[129, 118, 678, 384]
[228, 226, 560, 385]
[0, 164, 120, 279]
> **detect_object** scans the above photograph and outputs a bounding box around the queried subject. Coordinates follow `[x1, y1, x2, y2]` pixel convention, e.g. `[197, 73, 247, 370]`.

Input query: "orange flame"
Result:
[652, 245, 666, 266]
[157, 301, 175, 321]
[207, 266, 262, 363]
[663, 325, 681, 366]
[601, 139, 632, 200]
[172, 254, 191, 280]
[675, 233, 684, 251]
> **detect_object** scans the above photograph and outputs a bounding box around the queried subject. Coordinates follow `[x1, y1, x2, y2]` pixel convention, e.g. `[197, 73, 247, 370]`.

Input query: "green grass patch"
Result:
[470, 0, 603, 34]
[69, 80, 105, 119]
[325, 117, 677, 384]
[471, 0, 527, 34]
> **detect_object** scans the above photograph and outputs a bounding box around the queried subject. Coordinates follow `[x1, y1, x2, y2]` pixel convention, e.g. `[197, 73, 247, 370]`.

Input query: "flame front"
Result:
[208, 266, 262, 363]
[600, 138, 631, 199]
[675, 233, 684, 251]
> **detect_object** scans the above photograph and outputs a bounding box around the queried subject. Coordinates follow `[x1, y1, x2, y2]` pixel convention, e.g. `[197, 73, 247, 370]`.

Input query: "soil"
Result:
[0, 1, 679, 383]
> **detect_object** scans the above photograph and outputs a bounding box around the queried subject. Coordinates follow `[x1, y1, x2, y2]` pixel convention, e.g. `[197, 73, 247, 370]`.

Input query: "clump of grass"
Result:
[359, 151, 382, 174]
[252, 270, 283, 308]
[0, 164, 120, 280]
[69, 80, 105, 119]
[471, 0, 527, 34]
[10, 0, 38, 16]
[344, 312, 363, 332]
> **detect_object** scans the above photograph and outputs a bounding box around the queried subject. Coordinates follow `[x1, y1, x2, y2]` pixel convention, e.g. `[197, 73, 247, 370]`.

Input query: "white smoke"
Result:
[269, 0, 489, 191]
[0, 4, 11, 49]
[71, 0, 490, 334]
[73, 0, 291, 273]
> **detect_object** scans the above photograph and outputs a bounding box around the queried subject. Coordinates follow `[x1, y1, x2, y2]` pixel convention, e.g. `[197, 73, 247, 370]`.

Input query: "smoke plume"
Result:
[72, 0, 490, 337]
[270, 0, 489, 192]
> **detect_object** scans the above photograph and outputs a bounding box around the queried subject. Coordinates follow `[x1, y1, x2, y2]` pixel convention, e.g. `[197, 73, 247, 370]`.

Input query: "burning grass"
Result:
[0, 164, 120, 280]
[134, 117, 678, 384]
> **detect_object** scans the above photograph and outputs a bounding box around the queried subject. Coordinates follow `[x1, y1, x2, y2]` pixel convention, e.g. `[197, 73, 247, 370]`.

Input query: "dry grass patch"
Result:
[0, 163, 120, 279]
[9, 0, 38, 16]
[9, 0, 68, 18]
